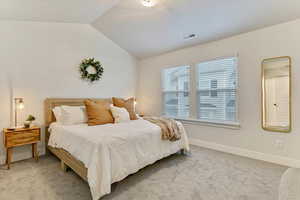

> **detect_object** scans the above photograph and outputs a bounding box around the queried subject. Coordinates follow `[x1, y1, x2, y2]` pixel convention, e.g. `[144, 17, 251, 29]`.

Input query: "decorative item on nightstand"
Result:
[3, 126, 41, 169]
[24, 115, 36, 128]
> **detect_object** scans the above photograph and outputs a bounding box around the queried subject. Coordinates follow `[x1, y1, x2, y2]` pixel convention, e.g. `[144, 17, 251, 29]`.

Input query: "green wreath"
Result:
[79, 58, 104, 83]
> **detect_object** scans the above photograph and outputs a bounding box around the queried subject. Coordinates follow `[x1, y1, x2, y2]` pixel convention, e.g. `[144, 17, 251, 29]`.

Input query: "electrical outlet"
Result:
[275, 139, 284, 149]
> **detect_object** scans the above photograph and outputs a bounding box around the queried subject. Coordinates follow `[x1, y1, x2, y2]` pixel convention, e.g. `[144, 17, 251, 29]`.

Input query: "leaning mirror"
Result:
[262, 56, 291, 133]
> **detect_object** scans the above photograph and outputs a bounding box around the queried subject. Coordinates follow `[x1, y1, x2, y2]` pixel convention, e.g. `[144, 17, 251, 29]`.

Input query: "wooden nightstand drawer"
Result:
[6, 135, 40, 147]
[5, 129, 40, 148]
[6, 129, 39, 139]
[5, 128, 39, 135]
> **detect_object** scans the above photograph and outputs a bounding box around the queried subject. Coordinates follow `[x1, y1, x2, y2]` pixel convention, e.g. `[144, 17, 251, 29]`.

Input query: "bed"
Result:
[44, 98, 190, 200]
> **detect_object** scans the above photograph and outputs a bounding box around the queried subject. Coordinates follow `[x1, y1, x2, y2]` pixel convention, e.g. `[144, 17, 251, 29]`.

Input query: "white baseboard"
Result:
[190, 138, 300, 168]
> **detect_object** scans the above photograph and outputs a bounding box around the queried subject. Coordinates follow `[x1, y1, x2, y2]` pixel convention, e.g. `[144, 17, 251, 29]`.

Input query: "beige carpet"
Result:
[0, 145, 287, 200]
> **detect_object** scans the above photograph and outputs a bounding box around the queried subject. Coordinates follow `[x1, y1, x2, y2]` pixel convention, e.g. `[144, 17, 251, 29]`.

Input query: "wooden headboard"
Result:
[44, 98, 112, 127]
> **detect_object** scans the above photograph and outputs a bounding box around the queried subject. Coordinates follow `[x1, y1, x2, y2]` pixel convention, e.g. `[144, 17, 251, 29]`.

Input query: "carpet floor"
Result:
[0, 145, 287, 200]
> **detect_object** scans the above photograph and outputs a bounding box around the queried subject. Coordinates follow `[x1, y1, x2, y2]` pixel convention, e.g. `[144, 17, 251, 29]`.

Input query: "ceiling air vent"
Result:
[184, 34, 197, 40]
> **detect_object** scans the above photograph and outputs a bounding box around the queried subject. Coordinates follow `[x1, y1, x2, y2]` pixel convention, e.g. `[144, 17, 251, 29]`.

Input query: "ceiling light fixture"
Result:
[141, 0, 156, 7]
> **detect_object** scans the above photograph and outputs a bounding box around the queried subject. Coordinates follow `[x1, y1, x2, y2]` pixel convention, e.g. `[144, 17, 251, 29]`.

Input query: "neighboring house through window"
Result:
[162, 66, 190, 118]
[197, 57, 238, 122]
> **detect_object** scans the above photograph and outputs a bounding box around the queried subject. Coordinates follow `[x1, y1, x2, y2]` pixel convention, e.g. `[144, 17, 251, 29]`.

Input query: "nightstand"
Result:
[3, 126, 41, 169]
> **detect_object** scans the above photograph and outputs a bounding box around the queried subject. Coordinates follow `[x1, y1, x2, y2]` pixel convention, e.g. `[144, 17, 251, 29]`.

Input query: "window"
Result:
[161, 57, 238, 126]
[162, 66, 190, 118]
[197, 57, 238, 122]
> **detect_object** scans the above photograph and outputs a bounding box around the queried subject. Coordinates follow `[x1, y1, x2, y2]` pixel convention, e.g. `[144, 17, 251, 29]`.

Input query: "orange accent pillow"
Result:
[112, 97, 138, 120]
[84, 99, 114, 126]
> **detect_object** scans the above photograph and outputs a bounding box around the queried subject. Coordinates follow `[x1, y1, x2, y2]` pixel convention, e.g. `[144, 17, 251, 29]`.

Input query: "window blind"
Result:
[162, 66, 190, 118]
[197, 57, 238, 122]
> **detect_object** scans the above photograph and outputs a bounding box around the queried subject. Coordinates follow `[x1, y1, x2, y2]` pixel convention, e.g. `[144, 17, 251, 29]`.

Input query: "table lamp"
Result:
[10, 98, 24, 129]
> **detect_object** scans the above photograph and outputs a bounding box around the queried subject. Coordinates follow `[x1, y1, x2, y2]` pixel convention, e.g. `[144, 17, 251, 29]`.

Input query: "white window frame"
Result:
[162, 55, 240, 129]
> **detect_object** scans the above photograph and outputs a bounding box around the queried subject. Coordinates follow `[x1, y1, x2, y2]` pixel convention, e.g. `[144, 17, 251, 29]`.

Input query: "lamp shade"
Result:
[12, 98, 24, 128]
[15, 98, 24, 109]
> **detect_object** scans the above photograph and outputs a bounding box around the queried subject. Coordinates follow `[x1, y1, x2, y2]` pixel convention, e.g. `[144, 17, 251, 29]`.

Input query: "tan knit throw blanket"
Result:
[143, 116, 182, 141]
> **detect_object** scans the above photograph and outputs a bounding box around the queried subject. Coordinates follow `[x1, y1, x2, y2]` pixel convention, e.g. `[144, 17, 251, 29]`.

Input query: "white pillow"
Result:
[110, 105, 130, 123]
[52, 107, 63, 123]
[60, 106, 88, 125]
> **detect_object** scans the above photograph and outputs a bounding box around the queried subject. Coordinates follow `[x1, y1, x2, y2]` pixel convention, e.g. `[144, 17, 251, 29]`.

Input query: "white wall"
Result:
[137, 19, 300, 163]
[0, 21, 137, 164]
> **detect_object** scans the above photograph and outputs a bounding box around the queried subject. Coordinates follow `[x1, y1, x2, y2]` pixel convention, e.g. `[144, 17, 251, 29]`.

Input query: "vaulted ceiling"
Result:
[0, 0, 119, 23]
[2, 0, 300, 58]
[92, 0, 300, 58]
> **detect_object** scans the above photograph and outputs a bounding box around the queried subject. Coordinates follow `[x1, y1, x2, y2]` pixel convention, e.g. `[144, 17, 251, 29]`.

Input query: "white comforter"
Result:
[48, 119, 189, 200]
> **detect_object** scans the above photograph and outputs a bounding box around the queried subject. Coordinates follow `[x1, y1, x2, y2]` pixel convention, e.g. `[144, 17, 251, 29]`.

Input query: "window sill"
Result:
[170, 117, 241, 130]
